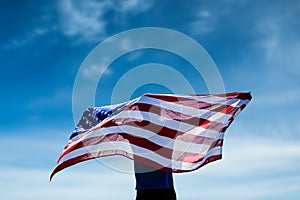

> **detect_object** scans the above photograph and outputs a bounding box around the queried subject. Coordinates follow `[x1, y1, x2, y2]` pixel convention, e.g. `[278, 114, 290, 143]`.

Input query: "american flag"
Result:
[50, 92, 251, 180]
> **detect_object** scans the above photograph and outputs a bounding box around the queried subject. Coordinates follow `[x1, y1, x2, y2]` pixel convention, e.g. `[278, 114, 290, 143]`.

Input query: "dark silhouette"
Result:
[134, 162, 177, 200]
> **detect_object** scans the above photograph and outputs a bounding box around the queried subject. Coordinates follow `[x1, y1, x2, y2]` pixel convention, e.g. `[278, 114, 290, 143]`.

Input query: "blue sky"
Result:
[0, 0, 299, 199]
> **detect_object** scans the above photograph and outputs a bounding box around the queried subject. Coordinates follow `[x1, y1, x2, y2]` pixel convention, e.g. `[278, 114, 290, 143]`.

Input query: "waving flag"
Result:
[50, 92, 251, 180]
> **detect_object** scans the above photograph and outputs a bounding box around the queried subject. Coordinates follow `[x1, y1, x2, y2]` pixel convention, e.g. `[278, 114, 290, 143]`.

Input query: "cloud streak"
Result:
[0, 166, 135, 200]
[175, 135, 300, 199]
[1, 131, 299, 200]
[58, 0, 109, 43]
[57, 0, 154, 43]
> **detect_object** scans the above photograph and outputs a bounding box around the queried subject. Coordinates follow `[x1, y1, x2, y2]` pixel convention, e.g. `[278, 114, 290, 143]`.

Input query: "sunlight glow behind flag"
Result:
[50, 92, 251, 180]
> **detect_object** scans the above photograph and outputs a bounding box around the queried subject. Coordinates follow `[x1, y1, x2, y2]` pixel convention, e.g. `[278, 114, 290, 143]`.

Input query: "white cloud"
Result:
[120, 37, 135, 51]
[57, 0, 154, 43]
[82, 63, 112, 80]
[175, 135, 300, 199]
[208, 136, 300, 176]
[0, 166, 135, 200]
[2, 0, 155, 48]
[1, 130, 300, 199]
[119, 37, 143, 51]
[3, 26, 54, 50]
[2, 3, 58, 50]
[254, 9, 300, 76]
[118, 0, 153, 14]
[176, 174, 300, 200]
[218, 4, 300, 117]
[189, 10, 216, 35]
[58, 0, 110, 43]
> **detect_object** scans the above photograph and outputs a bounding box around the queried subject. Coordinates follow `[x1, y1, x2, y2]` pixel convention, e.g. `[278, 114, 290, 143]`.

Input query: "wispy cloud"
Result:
[117, 0, 154, 15]
[57, 0, 154, 43]
[3, 26, 55, 50]
[189, 9, 217, 35]
[82, 63, 112, 80]
[1, 3, 57, 50]
[58, 0, 110, 43]
[1, 133, 299, 200]
[177, 174, 300, 199]
[254, 7, 300, 76]
[175, 135, 300, 199]
[0, 166, 135, 200]
[3, 0, 155, 49]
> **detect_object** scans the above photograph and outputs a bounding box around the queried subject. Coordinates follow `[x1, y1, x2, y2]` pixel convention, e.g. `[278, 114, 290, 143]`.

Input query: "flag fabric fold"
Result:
[50, 92, 251, 180]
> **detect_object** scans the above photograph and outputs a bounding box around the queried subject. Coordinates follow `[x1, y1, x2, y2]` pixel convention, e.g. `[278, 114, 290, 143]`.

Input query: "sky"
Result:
[0, 0, 300, 199]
